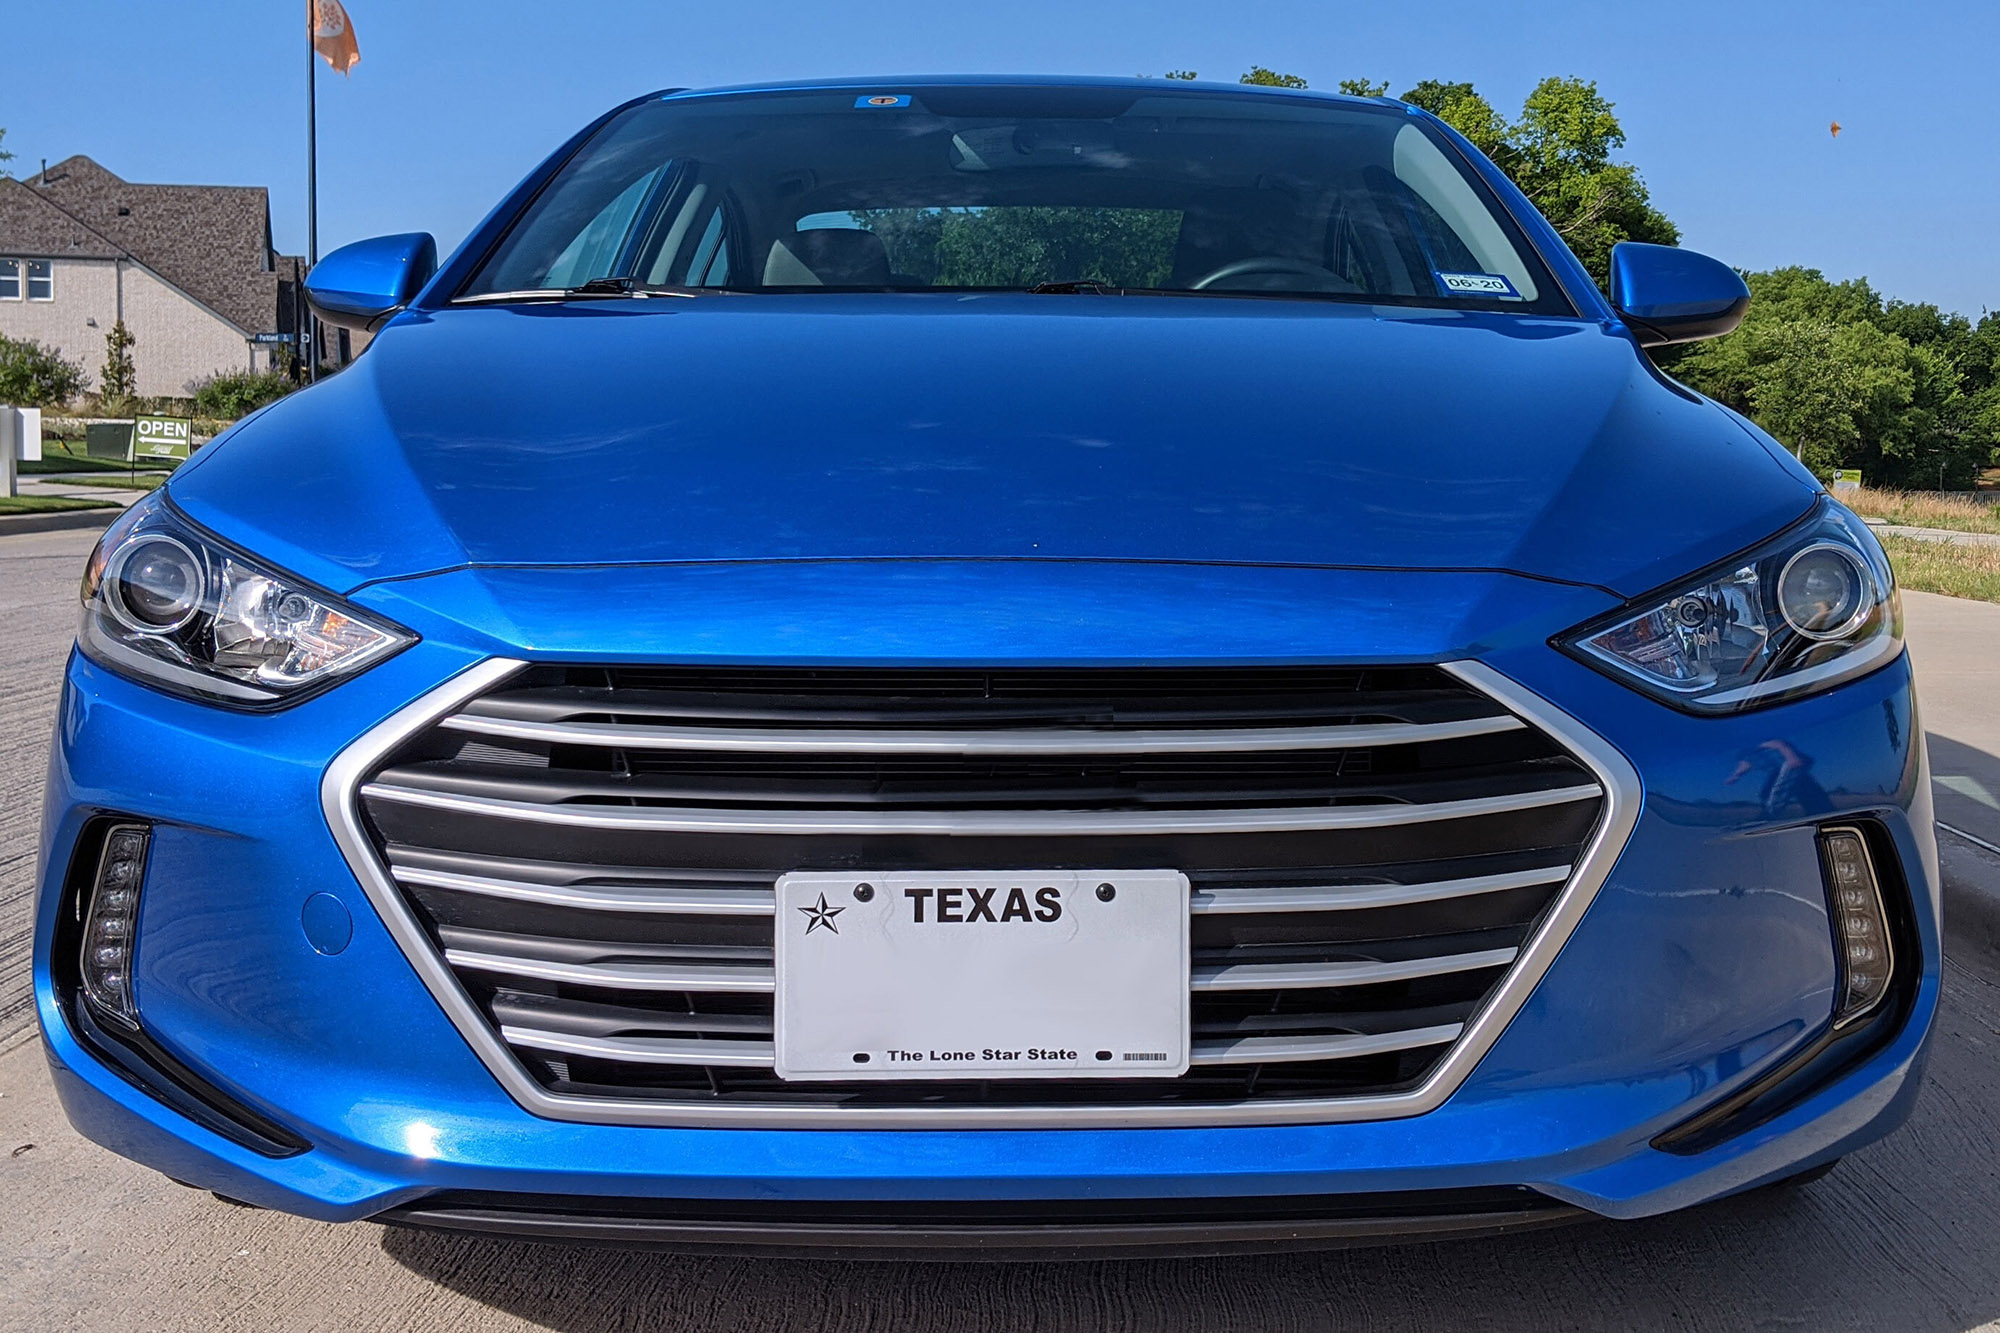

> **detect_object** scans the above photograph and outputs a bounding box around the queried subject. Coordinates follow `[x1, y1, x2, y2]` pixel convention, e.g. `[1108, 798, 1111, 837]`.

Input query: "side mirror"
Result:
[304, 232, 437, 333]
[1609, 242, 1750, 347]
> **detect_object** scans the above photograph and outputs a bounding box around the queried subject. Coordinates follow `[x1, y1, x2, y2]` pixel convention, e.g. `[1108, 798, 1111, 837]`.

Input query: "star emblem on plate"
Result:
[798, 892, 846, 935]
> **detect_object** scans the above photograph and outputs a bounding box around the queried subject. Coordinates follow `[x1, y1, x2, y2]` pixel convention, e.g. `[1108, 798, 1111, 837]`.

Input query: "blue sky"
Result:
[6, 0, 1994, 317]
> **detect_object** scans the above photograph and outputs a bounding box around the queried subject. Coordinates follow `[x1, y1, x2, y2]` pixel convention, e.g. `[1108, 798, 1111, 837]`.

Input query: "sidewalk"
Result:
[0, 476, 135, 535]
[1904, 590, 2000, 958]
[1862, 517, 2000, 549]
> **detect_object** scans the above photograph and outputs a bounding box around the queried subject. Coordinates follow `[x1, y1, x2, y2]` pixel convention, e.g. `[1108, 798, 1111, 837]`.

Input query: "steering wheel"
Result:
[1190, 255, 1356, 292]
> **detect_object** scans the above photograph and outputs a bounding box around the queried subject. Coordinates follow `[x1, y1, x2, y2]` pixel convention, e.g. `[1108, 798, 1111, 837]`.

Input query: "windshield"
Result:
[460, 85, 1573, 314]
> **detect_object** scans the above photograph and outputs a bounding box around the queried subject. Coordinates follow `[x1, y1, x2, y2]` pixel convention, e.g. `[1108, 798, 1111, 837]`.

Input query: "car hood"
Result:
[171, 294, 1817, 599]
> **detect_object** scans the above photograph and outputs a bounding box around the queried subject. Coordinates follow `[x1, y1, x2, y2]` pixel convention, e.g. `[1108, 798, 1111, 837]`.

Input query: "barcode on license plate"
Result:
[1123, 1052, 1169, 1062]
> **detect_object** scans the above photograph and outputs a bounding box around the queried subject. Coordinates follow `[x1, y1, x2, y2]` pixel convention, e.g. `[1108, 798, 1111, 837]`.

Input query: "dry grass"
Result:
[1838, 487, 2000, 536]
[1880, 533, 2000, 605]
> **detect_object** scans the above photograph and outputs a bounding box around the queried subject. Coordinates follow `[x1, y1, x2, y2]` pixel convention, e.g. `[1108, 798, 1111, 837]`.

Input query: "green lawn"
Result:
[57, 473, 165, 491]
[0, 494, 120, 515]
[20, 439, 177, 475]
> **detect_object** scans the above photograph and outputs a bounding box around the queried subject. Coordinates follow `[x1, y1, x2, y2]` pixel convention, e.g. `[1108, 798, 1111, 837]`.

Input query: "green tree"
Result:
[1163, 70, 1198, 81]
[1673, 268, 1999, 488]
[1240, 67, 1308, 88]
[932, 207, 1179, 288]
[1394, 77, 1675, 286]
[100, 320, 137, 406]
[0, 334, 85, 406]
[1337, 78, 1389, 98]
[1398, 80, 1513, 162]
[0, 127, 13, 178]
[1507, 78, 1678, 282]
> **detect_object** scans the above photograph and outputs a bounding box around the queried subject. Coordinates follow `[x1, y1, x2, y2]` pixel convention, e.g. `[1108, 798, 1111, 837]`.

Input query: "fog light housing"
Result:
[1820, 826, 1893, 1027]
[79, 823, 150, 1028]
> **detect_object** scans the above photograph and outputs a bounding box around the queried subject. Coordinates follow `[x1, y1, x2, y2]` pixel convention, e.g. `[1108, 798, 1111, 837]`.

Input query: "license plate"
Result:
[773, 869, 1190, 1081]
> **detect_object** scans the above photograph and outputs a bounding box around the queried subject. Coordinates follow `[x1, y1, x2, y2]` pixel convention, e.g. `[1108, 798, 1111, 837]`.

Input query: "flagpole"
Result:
[305, 0, 319, 384]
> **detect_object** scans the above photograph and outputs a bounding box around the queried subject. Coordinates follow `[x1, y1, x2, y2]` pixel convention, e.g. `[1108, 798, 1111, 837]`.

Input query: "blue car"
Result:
[38, 77, 1937, 1257]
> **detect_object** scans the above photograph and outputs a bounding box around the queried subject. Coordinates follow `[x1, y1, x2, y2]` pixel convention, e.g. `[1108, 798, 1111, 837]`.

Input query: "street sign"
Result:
[1831, 469, 1863, 495]
[251, 332, 297, 345]
[134, 415, 193, 462]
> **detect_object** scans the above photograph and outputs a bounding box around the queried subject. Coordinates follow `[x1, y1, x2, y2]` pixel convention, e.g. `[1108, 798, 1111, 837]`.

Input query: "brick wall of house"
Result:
[0, 257, 118, 387]
[121, 264, 261, 396]
[0, 256, 272, 397]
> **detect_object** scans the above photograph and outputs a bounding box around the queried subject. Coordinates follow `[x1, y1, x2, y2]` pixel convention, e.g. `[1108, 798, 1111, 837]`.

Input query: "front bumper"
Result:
[36, 561, 1941, 1231]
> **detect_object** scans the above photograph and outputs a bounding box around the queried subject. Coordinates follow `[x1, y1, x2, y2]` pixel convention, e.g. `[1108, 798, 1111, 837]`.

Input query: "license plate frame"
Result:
[772, 869, 1191, 1082]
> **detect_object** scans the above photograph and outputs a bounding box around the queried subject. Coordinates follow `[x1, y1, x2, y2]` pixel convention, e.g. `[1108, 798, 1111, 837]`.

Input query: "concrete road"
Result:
[5, 523, 2000, 1332]
[0, 526, 99, 1038]
[1908, 591, 2000, 856]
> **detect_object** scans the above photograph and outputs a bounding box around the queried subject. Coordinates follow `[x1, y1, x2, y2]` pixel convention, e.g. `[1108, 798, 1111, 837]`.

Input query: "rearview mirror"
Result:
[304, 232, 437, 333]
[1609, 242, 1750, 347]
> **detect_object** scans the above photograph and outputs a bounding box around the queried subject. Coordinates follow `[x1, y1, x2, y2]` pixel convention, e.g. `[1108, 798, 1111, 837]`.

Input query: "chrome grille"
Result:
[337, 659, 1627, 1127]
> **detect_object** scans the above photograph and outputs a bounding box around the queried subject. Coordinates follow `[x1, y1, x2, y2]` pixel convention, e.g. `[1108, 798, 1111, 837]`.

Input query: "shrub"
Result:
[0, 333, 87, 407]
[190, 369, 297, 420]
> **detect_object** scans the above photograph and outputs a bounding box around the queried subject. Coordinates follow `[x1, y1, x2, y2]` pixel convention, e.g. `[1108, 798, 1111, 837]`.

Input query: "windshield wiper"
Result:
[1027, 279, 1119, 295]
[454, 278, 704, 305]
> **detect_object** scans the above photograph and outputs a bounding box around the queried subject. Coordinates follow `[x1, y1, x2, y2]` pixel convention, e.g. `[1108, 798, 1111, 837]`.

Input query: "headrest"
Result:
[764, 228, 892, 287]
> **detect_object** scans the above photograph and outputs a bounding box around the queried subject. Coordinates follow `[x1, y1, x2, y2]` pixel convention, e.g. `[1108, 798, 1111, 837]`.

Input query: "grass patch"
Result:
[56, 473, 164, 491]
[19, 438, 176, 475]
[1839, 487, 2000, 536]
[0, 494, 119, 515]
[1880, 534, 2000, 605]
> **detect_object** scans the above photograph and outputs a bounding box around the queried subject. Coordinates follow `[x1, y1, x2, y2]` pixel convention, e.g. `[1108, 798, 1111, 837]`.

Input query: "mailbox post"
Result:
[1, 406, 44, 498]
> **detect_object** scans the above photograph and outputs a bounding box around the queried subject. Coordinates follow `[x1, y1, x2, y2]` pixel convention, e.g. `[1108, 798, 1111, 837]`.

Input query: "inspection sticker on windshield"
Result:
[1437, 271, 1521, 297]
[855, 94, 912, 109]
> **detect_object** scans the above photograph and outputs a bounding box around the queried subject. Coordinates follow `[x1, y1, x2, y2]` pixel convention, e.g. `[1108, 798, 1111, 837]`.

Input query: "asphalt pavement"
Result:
[4, 522, 2000, 1332]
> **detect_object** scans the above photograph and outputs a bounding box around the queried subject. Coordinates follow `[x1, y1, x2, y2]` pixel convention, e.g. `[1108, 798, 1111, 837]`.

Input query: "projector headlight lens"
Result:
[1778, 543, 1869, 640]
[106, 535, 206, 634]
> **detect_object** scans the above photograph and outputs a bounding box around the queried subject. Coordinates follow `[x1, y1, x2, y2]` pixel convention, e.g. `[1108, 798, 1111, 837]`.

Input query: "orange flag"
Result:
[313, 0, 360, 76]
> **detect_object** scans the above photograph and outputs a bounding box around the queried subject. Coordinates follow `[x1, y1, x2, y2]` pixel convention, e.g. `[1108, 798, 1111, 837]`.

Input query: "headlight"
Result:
[79, 493, 414, 707]
[1560, 500, 1901, 713]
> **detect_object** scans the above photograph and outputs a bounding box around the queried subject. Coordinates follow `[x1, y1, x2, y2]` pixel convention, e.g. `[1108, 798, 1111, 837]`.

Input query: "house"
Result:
[0, 155, 327, 399]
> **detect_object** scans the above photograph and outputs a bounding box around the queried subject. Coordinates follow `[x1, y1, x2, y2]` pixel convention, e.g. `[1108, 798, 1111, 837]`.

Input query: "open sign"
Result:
[134, 415, 194, 460]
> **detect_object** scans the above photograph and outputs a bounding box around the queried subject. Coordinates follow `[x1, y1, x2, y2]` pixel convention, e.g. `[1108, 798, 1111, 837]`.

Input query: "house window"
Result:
[0, 259, 19, 300]
[25, 259, 53, 301]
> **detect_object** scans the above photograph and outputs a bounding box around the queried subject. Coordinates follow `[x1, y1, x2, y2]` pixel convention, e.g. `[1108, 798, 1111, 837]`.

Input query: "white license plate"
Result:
[773, 869, 1190, 1081]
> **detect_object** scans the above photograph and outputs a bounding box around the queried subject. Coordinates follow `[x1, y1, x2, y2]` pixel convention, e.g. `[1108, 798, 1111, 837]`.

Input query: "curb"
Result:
[1939, 825, 2000, 962]
[0, 507, 124, 537]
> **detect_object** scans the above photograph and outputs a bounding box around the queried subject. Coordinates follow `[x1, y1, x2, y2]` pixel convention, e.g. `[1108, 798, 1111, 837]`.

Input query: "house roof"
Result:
[0, 177, 126, 262]
[0, 155, 300, 336]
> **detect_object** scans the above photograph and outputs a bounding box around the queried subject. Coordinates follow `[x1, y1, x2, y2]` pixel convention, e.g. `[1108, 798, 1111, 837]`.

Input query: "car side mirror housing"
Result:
[1609, 242, 1750, 348]
[304, 232, 438, 333]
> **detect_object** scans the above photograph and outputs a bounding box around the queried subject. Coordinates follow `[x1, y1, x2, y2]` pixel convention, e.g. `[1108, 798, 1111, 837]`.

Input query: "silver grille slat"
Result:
[445, 948, 776, 993]
[1188, 1023, 1464, 1066]
[446, 946, 1517, 997]
[502, 1026, 775, 1068]
[1189, 865, 1571, 915]
[394, 864, 775, 916]
[440, 712, 1525, 755]
[501, 1022, 1466, 1070]
[359, 781, 1601, 837]
[1190, 947, 1519, 992]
